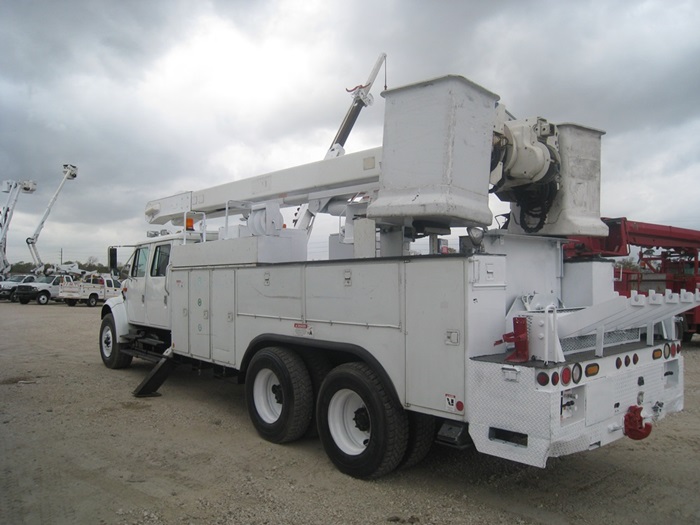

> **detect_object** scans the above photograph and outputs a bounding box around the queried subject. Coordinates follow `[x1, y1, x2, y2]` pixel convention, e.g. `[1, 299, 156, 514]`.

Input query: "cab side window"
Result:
[131, 247, 150, 278]
[150, 244, 171, 277]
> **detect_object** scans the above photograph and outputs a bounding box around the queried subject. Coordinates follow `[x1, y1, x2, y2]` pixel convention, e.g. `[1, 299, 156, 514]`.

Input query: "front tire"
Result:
[245, 347, 313, 443]
[19, 297, 30, 305]
[317, 362, 408, 479]
[9, 290, 18, 303]
[87, 294, 98, 307]
[100, 314, 132, 369]
[36, 292, 50, 305]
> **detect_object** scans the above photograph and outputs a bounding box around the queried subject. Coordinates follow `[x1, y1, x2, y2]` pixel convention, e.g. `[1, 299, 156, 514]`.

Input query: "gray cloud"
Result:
[1, 0, 699, 266]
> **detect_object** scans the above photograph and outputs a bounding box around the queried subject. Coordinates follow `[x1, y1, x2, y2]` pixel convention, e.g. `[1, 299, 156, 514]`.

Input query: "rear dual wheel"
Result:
[316, 362, 408, 479]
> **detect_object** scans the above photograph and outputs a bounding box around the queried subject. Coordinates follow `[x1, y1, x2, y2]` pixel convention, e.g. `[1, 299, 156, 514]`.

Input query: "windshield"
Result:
[8, 275, 25, 282]
[36, 276, 55, 284]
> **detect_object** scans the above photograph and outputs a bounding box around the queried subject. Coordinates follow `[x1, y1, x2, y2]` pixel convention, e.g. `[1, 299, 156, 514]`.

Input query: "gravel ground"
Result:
[1, 301, 700, 525]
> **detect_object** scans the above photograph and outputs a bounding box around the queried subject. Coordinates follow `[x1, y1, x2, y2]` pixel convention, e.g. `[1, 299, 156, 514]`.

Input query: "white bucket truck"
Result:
[100, 74, 699, 478]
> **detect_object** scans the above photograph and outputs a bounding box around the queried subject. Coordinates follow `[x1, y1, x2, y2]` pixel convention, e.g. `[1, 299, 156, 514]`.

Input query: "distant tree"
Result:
[615, 257, 640, 271]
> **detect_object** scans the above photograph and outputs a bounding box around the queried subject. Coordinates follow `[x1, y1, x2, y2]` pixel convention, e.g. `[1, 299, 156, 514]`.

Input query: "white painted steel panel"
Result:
[305, 262, 400, 328]
[170, 270, 189, 354]
[237, 266, 303, 322]
[562, 259, 617, 307]
[171, 232, 307, 268]
[189, 270, 211, 359]
[405, 258, 466, 414]
[211, 269, 236, 364]
[465, 255, 508, 359]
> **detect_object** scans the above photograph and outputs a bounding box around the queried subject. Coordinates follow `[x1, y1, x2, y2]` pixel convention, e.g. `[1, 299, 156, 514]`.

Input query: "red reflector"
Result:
[551, 371, 560, 386]
[561, 366, 571, 385]
[537, 372, 549, 386]
[616, 357, 622, 369]
[633, 353, 639, 365]
[624, 355, 631, 367]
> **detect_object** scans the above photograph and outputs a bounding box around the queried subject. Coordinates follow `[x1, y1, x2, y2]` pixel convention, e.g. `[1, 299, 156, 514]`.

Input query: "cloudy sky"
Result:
[1, 0, 699, 266]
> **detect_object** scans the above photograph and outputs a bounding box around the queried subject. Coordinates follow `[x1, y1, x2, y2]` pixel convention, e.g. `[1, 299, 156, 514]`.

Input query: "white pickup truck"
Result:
[60, 274, 121, 307]
[16, 274, 74, 305]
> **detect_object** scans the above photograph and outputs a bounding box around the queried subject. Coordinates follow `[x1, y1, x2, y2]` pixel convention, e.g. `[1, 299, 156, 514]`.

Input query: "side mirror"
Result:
[108, 247, 118, 275]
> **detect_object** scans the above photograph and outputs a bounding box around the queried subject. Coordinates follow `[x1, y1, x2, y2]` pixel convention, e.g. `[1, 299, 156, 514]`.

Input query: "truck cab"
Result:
[16, 274, 73, 305]
[0, 274, 37, 302]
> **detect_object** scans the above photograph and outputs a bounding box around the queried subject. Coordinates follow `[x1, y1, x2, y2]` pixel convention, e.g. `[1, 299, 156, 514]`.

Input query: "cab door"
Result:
[145, 243, 171, 328]
[124, 246, 149, 325]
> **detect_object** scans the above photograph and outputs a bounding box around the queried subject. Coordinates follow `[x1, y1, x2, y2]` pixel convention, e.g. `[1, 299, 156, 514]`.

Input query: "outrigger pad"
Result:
[132, 356, 179, 397]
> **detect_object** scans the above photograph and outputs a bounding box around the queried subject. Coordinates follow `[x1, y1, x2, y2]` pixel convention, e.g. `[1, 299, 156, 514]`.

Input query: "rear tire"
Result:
[36, 291, 50, 305]
[100, 314, 132, 369]
[400, 412, 436, 469]
[245, 347, 313, 443]
[317, 362, 408, 479]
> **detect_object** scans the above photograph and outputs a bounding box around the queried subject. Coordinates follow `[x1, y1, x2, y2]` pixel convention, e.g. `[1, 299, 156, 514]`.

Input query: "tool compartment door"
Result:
[405, 259, 466, 415]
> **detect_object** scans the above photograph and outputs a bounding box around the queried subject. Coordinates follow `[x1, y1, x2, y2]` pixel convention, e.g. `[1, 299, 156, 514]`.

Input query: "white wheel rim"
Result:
[101, 325, 113, 358]
[328, 389, 370, 456]
[253, 368, 283, 424]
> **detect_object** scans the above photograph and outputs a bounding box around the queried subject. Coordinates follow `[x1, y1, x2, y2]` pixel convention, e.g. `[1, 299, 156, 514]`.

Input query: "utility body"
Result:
[59, 274, 121, 307]
[100, 73, 699, 478]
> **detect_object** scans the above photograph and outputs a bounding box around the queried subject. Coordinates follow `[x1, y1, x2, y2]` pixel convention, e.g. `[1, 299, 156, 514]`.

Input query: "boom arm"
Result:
[0, 179, 37, 276]
[26, 164, 77, 274]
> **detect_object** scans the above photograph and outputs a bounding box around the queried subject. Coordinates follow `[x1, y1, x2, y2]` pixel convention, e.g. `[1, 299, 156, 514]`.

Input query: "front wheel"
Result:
[87, 294, 98, 307]
[100, 313, 132, 369]
[9, 290, 18, 303]
[36, 292, 50, 305]
[317, 362, 408, 479]
[245, 347, 313, 443]
[19, 297, 30, 305]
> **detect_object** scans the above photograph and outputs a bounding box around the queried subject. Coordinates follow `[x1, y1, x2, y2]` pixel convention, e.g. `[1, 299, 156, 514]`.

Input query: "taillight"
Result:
[663, 343, 671, 359]
[561, 366, 572, 385]
[671, 343, 677, 357]
[551, 371, 560, 386]
[537, 372, 549, 386]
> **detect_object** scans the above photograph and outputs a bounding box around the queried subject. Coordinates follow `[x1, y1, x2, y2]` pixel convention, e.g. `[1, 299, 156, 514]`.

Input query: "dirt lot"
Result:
[1, 302, 700, 525]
